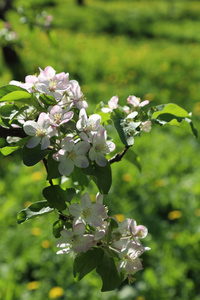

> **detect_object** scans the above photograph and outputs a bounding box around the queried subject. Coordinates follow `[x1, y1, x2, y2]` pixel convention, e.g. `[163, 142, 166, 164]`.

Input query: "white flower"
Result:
[101, 96, 118, 113]
[56, 223, 94, 254]
[36, 66, 70, 100]
[49, 105, 73, 127]
[23, 112, 56, 149]
[127, 95, 149, 108]
[68, 80, 88, 109]
[53, 137, 90, 176]
[141, 120, 152, 133]
[89, 127, 115, 167]
[69, 192, 107, 229]
[76, 108, 101, 133]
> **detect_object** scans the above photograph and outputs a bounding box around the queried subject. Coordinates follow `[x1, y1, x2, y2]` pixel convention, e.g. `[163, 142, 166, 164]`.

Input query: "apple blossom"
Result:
[53, 137, 90, 175]
[48, 105, 74, 127]
[23, 112, 56, 149]
[101, 95, 119, 113]
[127, 95, 149, 108]
[76, 108, 101, 133]
[89, 127, 115, 167]
[69, 192, 107, 229]
[56, 223, 94, 254]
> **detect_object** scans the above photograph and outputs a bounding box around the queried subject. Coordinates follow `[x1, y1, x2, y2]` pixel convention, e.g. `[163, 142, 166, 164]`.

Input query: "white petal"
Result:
[41, 136, 50, 149]
[96, 152, 107, 167]
[81, 193, 92, 208]
[88, 147, 97, 161]
[58, 159, 74, 175]
[74, 155, 89, 168]
[26, 136, 40, 148]
[74, 141, 90, 155]
[23, 121, 39, 136]
[69, 203, 82, 217]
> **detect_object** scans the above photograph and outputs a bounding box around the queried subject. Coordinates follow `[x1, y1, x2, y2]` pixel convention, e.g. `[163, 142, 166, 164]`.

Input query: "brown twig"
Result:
[0, 125, 26, 138]
[109, 145, 130, 165]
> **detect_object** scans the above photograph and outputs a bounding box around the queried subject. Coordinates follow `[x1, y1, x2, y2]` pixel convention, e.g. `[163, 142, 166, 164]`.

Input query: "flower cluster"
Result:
[10, 66, 116, 175]
[102, 95, 152, 134]
[56, 192, 149, 283]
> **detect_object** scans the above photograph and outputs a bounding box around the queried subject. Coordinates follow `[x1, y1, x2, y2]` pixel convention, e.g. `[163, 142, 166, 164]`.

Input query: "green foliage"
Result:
[43, 185, 76, 210]
[17, 200, 54, 224]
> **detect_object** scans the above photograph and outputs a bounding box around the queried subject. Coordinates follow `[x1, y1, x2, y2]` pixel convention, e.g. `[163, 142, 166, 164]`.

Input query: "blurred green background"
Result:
[0, 0, 200, 299]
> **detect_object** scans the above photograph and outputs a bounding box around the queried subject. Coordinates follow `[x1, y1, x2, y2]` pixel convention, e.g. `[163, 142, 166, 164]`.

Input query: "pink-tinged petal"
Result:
[43, 66, 56, 78]
[134, 225, 148, 239]
[108, 95, 118, 109]
[37, 112, 50, 128]
[74, 155, 89, 168]
[88, 114, 101, 129]
[93, 203, 107, 219]
[96, 152, 107, 167]
[140, 100, 149, 107]
[50, 105, 63, 115]
[61, 137, 74, 151]
[73, 222, 86, 235]
[26, 136, 40, 148]
[69, 203, 82, 217]
[41, 136, 50, 149]
[60, 229, 73, 239]
[25, 75, 37, 84]
[74, 141, 90, 155]
[23, 121, 39, 136]
[80, 100, 88, 109]
[81, 193, 92, 208]
[61, 111, 74, 123]
[58, 158, 74, 175]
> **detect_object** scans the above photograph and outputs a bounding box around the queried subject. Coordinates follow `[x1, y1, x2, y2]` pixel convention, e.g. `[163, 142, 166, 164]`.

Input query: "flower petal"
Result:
[58, 158, 74, 175]
[26, 136, 40, 148]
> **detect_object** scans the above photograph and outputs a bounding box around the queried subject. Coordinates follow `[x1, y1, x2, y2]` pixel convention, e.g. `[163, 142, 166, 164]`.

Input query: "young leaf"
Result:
[1, 146, 19, 156]
[17, 200, 54, 224]
[96, 251, 124, 292]
[22, 144, 50, 166]
[43, 185, 76, 210]
[110, 109, 128, 146]
[73, 248, 104, 281]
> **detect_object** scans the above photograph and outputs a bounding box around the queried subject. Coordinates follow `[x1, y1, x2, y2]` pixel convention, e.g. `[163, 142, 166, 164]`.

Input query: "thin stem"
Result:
[109, 145, 130, 165]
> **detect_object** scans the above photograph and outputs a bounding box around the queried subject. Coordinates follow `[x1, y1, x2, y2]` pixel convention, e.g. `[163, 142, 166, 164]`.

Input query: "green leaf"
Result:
[17, 200, 54, 224]
[124, 149, 141, 172]
[22, 144, 50, 166]
[96, 251, 124, 292]
[0, 104, 19, 119]
[47, 151, 61, 180]
[53, 220, 64, 238]
[106, 218, 119, 243]
[83, 162, 112, 194]
[0, 85, 27, 98]
[1, 146, 19, 156]
[73, 248, 104, 281]
[152, 103, 189, 119]
[0, 137, 30, 156]
[0, 90, 32, 103]
[111, 109, 128, 146]
[39, 94, 57, 106]
[43, 185, 76, 210]
[151, 103, 198, 138]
